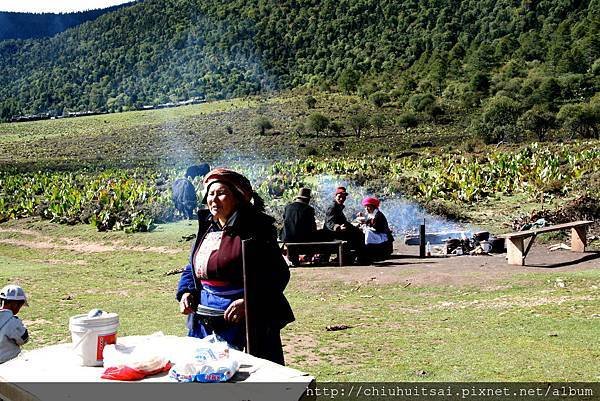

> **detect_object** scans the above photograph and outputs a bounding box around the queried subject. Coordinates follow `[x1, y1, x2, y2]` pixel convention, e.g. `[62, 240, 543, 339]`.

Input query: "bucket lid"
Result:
[69, 312, 119, 328]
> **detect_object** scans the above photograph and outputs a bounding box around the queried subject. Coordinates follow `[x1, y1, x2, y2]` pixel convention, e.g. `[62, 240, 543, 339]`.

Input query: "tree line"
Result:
[0, 0, 598, 139]
[0, 4, 132, 41]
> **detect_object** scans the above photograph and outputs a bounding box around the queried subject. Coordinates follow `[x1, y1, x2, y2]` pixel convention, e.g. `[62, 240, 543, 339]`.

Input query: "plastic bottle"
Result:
[426, 242, 432, 257]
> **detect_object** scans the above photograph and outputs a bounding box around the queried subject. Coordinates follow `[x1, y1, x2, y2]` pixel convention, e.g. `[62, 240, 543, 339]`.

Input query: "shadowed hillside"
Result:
[0, 3, 134, 40]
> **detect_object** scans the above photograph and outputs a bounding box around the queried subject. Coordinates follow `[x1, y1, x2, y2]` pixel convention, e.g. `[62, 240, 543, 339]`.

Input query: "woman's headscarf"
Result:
[361, 196, 380, 208]
[202, 168, 253, 204]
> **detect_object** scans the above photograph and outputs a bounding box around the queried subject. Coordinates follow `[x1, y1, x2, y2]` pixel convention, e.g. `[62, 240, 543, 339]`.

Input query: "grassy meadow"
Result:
[1, 219, 598, 381]
[0, 94, 599, 381]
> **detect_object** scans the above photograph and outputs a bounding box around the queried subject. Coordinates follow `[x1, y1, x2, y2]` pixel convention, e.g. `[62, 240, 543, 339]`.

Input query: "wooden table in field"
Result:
[0, 336, 314, 401]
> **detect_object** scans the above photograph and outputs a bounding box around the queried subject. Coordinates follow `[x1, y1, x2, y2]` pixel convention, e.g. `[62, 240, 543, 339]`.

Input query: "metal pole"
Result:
[419, 219, 426, 258]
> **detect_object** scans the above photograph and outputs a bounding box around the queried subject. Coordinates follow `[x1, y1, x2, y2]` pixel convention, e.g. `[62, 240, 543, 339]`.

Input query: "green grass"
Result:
[1, 219, 598, 381]
[284, 271, 600, 381]
[0, 92, 463, 172]
[0, 91, 598, 380]
[0, 97, 255, 143]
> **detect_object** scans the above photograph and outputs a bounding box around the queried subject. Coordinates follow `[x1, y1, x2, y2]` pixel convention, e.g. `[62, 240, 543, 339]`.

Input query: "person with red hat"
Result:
[360, 196, 394, 261]
[176, 168, 294, 365]
[323, 186, 365, 263]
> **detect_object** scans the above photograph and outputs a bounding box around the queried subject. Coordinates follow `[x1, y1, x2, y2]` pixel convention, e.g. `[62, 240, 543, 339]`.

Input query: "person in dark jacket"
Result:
[323, 186, 365, 263]
[176, 168, 294, 365]
[360, 196, 394, 261]
[281, 188, 331, 265]
[282, 188, 316, 243]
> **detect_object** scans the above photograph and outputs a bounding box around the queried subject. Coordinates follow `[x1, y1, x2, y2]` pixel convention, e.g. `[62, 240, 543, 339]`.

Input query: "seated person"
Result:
[323, 186, 365, 263]
[0, 284, 29, 364]
[359, 196, 394, 261]
[281, 188, 331, 265]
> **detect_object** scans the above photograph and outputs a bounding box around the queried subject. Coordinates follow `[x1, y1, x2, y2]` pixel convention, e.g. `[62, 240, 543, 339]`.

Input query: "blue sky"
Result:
[0, 1, 134, 13]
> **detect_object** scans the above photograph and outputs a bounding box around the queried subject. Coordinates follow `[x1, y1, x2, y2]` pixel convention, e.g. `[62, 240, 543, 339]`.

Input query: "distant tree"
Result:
[592, 58, 600, 76]
[305, 95, 317, 109]
[474, 95, 521, 143]
[348, 107, 369, 137]
[358, 81, 379, 99]
[534, 78, 561, 109]
[255, 116, 273, 135]
[469, 72, 490, 94]
[371, 113, 386, 135]
[407, 93, 436, 113]
[517, 106, 556, 141]
[369, 92, 390, 108]
[397, 112, 419, 128]
[557, 102, 600, 139]
[338, 68, 360, 94]
[307, 113, 329, 137]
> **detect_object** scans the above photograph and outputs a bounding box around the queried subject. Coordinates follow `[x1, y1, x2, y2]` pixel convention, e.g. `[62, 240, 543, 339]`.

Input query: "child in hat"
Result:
[0, 284, 29, 363]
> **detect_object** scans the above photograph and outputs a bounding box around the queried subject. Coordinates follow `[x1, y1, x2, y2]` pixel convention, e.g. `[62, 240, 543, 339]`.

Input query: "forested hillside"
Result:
[0, 3, 133, 40]
[0, 0, 599, 138]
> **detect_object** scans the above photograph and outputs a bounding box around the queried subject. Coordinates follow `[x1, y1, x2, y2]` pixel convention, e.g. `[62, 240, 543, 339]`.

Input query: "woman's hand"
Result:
[224, 298, 245, 324]
[179, 293, 196, 315]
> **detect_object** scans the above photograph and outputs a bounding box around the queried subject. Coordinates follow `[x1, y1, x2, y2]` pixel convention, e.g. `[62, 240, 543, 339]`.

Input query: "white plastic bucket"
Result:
[69, 312, 119, 366]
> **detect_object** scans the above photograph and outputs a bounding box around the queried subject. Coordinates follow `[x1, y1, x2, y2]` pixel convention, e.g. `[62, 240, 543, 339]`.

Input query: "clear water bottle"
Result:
[426, 241, 432, 256]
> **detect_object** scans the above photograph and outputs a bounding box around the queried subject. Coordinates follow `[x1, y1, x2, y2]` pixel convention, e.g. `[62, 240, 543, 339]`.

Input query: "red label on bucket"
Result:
[97, 333, 116, 360]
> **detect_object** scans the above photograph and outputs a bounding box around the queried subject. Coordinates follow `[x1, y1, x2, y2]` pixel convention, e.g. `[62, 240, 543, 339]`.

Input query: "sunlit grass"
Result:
[1, 219, 598, 381]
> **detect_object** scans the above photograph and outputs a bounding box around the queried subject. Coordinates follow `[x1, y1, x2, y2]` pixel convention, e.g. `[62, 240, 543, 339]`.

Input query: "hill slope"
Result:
[0, 0, 598, 120]
[0, 3, 134, 40]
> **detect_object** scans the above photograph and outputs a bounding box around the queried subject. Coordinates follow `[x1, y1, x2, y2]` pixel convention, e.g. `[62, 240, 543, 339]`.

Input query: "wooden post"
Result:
[242, 239, 258, 356]
[338, 241, 343, 267]
[571, 226, 587, 252]
[506, 237, 525, 266]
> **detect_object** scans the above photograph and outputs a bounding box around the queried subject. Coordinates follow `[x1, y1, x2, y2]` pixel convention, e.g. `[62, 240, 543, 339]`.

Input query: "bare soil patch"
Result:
[282, 333, 323, 365]
[0, 227, 179, 254]
[291, 243, 600, 290]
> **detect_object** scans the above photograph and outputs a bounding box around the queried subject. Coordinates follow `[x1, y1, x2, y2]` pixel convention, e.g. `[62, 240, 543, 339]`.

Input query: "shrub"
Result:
[305, 95, 317, 109]
[369, 91, 390, 108]
[407, 93, 436, 112]
[254, 116, 273, 135]
[397, 111, 419, 128]
[328, 121, 344, 136]
[424, 199, 468, 221]
[294, 122, 305, 136]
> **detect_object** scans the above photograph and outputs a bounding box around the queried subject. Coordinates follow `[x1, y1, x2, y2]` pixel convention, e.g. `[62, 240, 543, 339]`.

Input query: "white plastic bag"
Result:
[101, 332, 171, 380]
[168, 336, 239, 382]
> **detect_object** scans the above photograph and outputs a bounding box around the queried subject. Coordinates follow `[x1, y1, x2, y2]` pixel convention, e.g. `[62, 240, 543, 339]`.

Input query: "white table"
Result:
[0, 336, 314, 401]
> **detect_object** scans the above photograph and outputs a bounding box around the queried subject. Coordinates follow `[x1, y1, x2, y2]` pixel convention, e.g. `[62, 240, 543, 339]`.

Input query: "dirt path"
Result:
[0, 227, 180, 255]
[290, 243, 600, 288]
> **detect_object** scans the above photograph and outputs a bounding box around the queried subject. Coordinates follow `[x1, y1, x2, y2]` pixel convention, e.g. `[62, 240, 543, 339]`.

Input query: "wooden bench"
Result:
[501, 220, 593, 265]
[279, 240, 348, 267]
